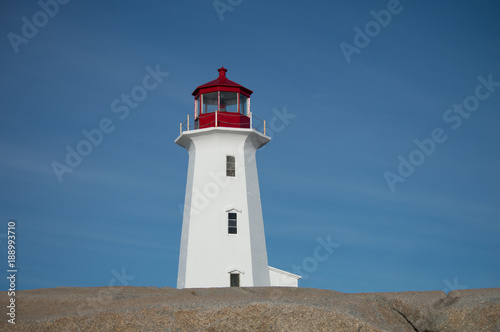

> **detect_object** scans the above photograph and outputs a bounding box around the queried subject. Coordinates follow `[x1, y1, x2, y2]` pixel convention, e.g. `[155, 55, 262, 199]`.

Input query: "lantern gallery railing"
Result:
[180, 112, 266, 135]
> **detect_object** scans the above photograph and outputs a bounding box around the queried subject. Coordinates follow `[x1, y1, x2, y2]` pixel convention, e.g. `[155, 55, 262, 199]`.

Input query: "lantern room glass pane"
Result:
[202, 92, 218, 113]
[239, 95, 248, 115]
[220, 91, 238, 112]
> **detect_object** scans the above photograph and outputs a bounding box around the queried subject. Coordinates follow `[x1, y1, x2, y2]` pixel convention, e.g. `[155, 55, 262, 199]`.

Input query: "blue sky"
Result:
[1, 0, 499, 293]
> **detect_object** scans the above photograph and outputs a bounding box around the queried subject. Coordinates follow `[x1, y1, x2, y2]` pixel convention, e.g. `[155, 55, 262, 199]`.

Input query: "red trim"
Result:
[196, 112, 250, 129]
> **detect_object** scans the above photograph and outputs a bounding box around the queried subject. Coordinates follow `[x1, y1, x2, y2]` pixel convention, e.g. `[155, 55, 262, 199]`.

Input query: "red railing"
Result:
[180, 112, 266, 135]
[197, 112, 250, 129]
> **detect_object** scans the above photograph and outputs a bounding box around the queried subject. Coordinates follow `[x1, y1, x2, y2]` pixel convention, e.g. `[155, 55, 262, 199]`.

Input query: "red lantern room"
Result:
[192, 67, 253, 129]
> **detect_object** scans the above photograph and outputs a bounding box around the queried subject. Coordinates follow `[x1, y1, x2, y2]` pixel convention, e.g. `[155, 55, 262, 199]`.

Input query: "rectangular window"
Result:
[230, 273, 240, 287]
[202, 92, 218, 114]
[220, 91, 238, 113]
[226, 155, 235, 177]
[228, 212, 237, 234]
[239, 94, 248, 115]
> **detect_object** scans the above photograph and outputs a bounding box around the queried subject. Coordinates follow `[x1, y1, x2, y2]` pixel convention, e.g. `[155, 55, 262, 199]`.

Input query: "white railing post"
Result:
[179, 123, 182, 135]
[264, 120, 266, 135]
[215, 111, 218, 127]
[187, 115, 190, 131]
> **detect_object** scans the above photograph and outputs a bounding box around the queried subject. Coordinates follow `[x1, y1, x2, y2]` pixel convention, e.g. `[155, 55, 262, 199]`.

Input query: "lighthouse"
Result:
[175, 67, 300, 289]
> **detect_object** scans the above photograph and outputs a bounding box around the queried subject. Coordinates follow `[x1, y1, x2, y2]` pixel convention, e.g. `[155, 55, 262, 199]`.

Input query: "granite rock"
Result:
[2, 286, 499, 331]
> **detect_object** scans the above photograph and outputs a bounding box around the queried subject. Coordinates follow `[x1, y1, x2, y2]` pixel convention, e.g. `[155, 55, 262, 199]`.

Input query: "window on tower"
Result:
[220, 91, 238, 112]
[239, 94, 248, 115]
[226, 155, 235, 177]
[228, 212, 237, 234]
[202, 92, 218, 114]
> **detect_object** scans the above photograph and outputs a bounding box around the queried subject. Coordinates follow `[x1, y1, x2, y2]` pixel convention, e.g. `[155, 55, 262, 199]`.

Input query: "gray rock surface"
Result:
[2, 286, 499, 331]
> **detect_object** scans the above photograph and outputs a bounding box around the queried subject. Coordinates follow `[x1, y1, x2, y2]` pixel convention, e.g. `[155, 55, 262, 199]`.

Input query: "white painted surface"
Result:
[269, 266, 301, 287]
[175, 127, 272, 288]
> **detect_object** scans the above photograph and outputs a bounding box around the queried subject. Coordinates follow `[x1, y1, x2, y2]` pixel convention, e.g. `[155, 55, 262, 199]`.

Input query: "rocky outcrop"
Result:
[2, 286, 499, 331]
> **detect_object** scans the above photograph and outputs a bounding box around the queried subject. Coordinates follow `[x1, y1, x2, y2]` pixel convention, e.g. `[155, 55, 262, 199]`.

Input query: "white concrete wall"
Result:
[269, 266, 301, 287]
[175, 127, 271, 288]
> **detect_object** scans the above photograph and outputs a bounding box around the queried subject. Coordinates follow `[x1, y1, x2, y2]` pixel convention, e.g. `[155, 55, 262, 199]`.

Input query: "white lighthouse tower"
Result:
[175, 67, 300, 289]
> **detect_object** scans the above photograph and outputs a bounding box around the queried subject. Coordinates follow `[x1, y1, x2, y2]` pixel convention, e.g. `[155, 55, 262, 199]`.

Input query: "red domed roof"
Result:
[192, 67, 253, 97]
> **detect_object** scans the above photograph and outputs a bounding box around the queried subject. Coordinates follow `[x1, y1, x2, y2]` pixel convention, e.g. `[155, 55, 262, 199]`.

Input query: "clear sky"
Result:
[1, 0, 499, 293]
